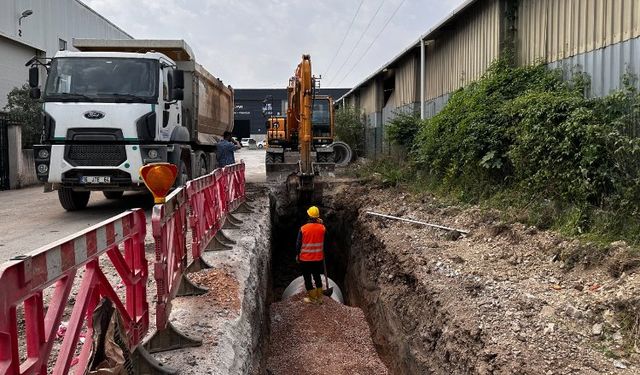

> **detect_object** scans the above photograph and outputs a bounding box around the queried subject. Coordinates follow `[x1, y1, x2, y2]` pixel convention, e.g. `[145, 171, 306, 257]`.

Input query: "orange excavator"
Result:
[265, 55, 336, 202]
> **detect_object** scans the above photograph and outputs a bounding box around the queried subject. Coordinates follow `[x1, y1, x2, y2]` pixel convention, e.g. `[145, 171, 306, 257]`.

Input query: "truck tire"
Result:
[177, 158, 191, 186]
[265, 152, 275, 164]
[197, 153, 208, 177]
[103, 191, 124, 200]
[58, 188, 90, 211]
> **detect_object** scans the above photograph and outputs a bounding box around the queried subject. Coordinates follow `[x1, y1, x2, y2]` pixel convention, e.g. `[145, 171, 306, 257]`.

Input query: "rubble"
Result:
[266, 293, 388, 375]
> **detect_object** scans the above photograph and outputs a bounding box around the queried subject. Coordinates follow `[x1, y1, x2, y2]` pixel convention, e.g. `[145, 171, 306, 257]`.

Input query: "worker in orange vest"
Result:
[296, 206, 326, 304]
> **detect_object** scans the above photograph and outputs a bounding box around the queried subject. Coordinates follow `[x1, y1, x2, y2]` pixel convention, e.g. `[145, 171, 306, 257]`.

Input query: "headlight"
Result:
[148, 149, 159, 159]
[37, 164, 49, 174]
[38, 149, 50, 159]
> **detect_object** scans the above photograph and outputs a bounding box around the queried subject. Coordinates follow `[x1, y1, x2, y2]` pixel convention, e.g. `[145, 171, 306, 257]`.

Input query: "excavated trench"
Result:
[263, 183, 494, 374]
[265, 185, 394, 373]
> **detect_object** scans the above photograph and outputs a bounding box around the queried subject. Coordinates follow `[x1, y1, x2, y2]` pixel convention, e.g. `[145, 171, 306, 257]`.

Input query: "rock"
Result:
[612, 331, 623, 343]
[610, 240, 628, 249]
[613, 360, 627, 369]
[543, 323, 555, 335]
[512, 322, 521, 332]
[592, 323, 603, 336]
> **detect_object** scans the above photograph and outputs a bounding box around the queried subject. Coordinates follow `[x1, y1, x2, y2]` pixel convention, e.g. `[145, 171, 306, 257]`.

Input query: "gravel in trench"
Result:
[266, 293, 388, 375]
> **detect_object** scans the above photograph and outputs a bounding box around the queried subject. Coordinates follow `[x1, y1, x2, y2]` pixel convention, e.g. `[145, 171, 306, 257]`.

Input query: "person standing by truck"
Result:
[295, 206, 326, 304]
[216, 131, 241, 167]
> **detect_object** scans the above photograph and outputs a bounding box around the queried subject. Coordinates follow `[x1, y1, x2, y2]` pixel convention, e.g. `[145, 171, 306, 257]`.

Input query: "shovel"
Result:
[322, 257, 333, 297]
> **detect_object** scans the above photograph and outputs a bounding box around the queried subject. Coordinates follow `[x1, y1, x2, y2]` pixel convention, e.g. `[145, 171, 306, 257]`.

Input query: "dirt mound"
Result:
[330, 183, 640, 374]
[266, 293, 388, 375]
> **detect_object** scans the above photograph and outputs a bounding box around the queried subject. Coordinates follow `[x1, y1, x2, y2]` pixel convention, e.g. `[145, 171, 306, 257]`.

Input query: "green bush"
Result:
[4, 84, 42, 148]
[335, 106, 364, 156]
[386, 111, 422, 148]
[392, 57, 640, 243]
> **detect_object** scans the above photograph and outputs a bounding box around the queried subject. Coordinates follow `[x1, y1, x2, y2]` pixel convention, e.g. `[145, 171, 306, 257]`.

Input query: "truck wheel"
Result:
[58, 188, 90, 211]
[198, 154, 208, 177]
[103, 191, 124, 200]
[177, 158, 191, 186]
[265, 152, 275, 164]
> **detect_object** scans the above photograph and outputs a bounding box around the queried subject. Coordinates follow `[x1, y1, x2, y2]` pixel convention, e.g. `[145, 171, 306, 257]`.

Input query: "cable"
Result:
[328, 0, 386, 86]
[335, 0, 406, 86]
[323, 0, 365, 78]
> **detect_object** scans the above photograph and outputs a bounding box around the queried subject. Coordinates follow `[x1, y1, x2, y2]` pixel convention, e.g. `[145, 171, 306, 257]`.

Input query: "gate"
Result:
[0, 113, 9, 190]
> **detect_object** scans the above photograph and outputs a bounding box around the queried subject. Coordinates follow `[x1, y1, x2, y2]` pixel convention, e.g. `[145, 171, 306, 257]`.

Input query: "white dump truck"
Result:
[27, 39, 234, 210]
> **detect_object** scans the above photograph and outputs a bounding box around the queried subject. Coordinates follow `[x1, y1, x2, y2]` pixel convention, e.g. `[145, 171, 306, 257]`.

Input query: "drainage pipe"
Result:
[282, 276, 344, 304]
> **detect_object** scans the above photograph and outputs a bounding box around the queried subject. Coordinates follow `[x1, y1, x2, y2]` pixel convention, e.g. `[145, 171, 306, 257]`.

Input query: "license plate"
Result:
[80, 176, 111, 184]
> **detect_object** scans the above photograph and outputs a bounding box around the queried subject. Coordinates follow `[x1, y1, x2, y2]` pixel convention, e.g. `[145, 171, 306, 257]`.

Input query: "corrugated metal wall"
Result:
[425, 0, 501, 101]
[518, 0, 640, 65]
[391, 53, 419, 108]
[549, 36, 640, 97]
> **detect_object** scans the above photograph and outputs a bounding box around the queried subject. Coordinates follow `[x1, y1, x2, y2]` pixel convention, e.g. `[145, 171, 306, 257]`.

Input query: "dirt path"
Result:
[266, 294, 388, 375]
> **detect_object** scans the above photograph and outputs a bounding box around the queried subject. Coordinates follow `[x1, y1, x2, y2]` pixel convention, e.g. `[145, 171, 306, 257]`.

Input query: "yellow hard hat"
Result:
[307, 206, 320, 218]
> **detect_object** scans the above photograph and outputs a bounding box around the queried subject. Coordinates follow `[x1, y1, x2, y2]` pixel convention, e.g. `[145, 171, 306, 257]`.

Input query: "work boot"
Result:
[303, 289, 315, 304]
[314, 288, 324, 305]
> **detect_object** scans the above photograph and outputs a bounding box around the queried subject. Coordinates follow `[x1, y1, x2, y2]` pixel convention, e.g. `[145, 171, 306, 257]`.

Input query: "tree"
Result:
[335, 106, 364, 156]
[4, 84, 42, 148]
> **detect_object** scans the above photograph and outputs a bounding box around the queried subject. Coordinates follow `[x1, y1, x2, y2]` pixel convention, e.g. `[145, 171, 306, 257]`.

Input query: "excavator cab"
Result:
[265, 55, 338, 203]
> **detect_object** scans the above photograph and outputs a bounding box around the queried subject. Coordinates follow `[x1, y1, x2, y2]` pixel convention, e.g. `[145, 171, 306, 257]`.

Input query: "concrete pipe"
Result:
[282, 276, 344, 304]
[331, 141, 352, 167]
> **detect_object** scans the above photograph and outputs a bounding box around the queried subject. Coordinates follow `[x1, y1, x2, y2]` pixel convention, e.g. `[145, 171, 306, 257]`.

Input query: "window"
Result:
[58, 38, 67, 51]
[44, 57, 158, 103]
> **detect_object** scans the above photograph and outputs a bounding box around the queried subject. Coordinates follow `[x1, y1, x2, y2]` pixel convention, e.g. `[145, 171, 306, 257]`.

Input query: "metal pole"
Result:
[420, 39, 425, 120]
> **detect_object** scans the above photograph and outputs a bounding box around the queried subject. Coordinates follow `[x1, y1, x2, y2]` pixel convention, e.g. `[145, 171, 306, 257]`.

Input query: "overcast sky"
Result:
[83, 0, 464, 89]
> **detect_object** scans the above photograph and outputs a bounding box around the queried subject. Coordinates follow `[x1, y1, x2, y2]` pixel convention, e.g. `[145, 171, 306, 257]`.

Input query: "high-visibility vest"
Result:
[299, 222, 326, 261]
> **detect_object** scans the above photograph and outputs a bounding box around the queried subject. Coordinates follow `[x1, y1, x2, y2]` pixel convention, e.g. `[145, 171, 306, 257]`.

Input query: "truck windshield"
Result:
[44, 58, 158, 103]
[312, 99, 330, 126]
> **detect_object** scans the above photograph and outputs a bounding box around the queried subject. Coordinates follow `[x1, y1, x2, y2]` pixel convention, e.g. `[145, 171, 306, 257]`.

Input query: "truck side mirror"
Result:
[173, 70, 184, 89]
[29, 87, 41, 99]
[172, 88, 184, 101]
[29, 66, 39, 88]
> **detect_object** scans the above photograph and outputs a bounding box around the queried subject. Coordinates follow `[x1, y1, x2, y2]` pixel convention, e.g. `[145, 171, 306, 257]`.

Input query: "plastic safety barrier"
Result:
[144, 187, 204, 356]
[186, 169, 233, 261]
[223, 161, 247, 212]
[0, 209, 151, 375]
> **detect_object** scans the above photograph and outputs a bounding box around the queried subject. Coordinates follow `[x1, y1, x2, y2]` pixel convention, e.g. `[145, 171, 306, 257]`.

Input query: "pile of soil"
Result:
[331, 182, 640, 374]
[190, 266, 241, 314]
[266, 293, 388, 375]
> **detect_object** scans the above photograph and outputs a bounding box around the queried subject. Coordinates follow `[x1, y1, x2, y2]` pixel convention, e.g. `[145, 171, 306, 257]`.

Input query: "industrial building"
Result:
[0, 0, 132, 108]
[233, 88, 349, 140]
[339, 0, 640, 158]
[0, 0, 131, 190]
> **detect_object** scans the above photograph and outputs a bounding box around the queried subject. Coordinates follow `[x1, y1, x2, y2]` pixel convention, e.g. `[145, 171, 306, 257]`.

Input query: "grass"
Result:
[355, 157, 640, 260]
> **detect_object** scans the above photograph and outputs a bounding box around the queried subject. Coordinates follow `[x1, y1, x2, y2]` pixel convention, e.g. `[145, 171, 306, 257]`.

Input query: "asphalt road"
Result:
[0, 149, 266, 261]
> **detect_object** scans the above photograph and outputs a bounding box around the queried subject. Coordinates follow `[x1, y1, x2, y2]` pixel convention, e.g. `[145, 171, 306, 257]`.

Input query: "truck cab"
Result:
[29, 39, 233, 210]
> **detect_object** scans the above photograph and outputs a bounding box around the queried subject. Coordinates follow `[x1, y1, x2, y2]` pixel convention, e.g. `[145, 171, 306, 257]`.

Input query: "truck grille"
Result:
[66, 144, 127, 166]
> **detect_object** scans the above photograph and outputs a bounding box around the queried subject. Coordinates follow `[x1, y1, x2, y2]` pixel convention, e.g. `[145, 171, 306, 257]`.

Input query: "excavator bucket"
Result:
[266, 152, 335, 184]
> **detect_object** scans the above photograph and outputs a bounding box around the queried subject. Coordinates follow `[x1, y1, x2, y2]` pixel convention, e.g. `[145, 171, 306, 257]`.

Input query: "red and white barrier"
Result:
[223, 162, 246, 212]
[151, 187, 188, 334]
[0, 161, 249, 370]
[145, 187, 203, 354]
[186, 169, 225, 260]
[0, 209, 148, 375]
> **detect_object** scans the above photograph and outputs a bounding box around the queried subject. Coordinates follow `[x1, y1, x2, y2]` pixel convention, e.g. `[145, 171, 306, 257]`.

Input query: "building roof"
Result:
[338, 0, 479, 101]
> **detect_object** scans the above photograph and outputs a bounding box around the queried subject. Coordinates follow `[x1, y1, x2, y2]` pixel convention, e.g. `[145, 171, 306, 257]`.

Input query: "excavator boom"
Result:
[265, 54, 338, 204]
